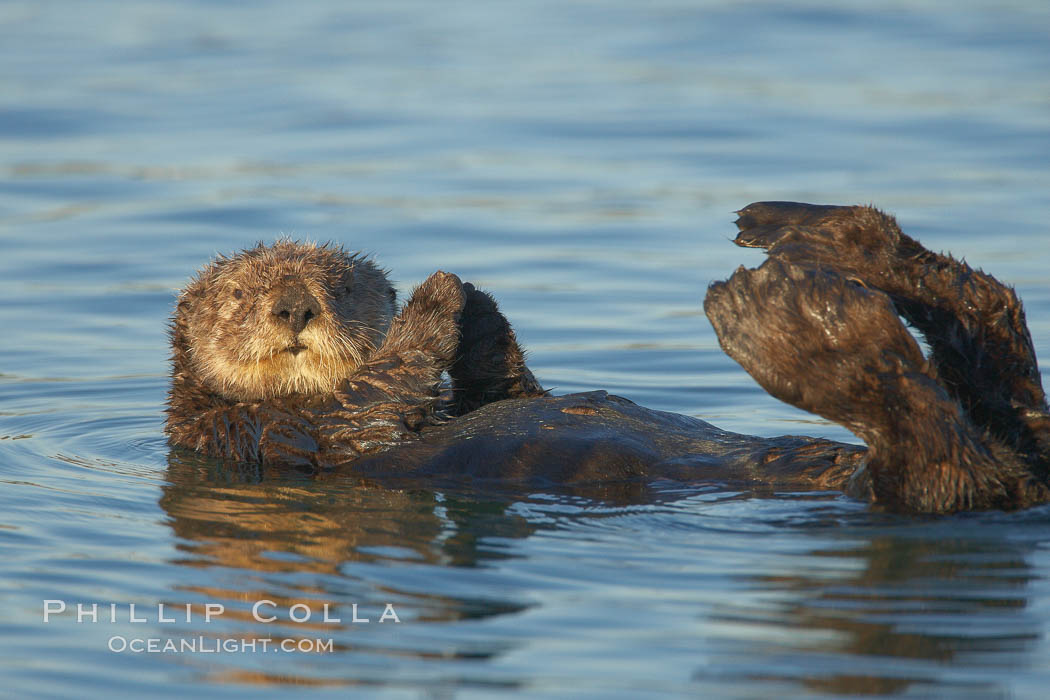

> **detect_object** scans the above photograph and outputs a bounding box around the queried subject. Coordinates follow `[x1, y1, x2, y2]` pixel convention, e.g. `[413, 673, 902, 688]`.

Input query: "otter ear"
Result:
[175, 288, 202, 318]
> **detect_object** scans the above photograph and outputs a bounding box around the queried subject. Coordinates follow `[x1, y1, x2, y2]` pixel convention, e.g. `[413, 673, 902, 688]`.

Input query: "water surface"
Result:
[2, 1, 1050, 697]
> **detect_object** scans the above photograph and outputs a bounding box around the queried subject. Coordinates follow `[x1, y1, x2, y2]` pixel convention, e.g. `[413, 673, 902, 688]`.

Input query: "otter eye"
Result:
[233, 289, 243, 299]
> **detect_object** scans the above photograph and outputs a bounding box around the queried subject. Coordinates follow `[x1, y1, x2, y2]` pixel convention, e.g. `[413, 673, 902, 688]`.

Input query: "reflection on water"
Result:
[152, 451, 1050, 695]
[162, 451, 535, 604]
[714, 534, 1040, 696]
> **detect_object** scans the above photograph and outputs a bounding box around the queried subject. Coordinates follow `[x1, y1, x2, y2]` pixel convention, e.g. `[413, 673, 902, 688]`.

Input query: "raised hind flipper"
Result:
[733, 201, 1050, 478]
[704, 257, 1048, 513]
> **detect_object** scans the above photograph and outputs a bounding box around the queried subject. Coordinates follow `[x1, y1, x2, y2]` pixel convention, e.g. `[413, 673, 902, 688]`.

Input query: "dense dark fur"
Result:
[167, 204, 1050, 514]
[449, 283, 547, 415]
[707, 203, 1050, 512]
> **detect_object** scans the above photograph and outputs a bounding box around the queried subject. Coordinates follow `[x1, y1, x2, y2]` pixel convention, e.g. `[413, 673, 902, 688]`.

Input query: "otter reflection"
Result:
[162, 448, 659, 576]
[161, 451, 1041, 694]
[703, 531, 1039, 696]
[161, 450, 535, 635]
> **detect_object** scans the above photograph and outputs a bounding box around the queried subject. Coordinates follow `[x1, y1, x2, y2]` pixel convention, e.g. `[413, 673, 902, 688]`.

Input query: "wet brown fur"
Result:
[708, 202, 1050, 513]
[166, 240, 545, 467]
[173, 240, 396, 402]
[167, 205, 1050, 514]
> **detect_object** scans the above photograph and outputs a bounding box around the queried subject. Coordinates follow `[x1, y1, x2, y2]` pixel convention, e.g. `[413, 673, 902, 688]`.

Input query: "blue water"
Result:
[2, 1, 1050, 697]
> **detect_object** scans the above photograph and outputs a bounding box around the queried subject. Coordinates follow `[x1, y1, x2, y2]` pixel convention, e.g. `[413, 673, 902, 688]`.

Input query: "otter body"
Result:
[167, 204, 1050, 514]
[167, 239, 543, 467]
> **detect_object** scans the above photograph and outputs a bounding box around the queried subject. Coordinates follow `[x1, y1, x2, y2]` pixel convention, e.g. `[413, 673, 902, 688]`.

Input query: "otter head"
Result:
[173, 240, 396, 401]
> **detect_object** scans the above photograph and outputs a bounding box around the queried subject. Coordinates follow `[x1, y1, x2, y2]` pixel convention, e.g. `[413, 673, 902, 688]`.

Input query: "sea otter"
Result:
[167, 240, 544, 466]
[166, 203, 1050, 514]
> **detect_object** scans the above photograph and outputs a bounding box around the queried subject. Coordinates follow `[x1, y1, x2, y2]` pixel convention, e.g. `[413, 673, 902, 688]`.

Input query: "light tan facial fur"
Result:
[174, 241, 396, 401]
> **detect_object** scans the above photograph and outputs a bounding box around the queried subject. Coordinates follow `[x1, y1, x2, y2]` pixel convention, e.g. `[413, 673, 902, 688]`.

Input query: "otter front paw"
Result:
[449, 282, 545, 415]
[409, 271, 467, 320]
[379, 270, 465, 369]
[258, 410, 320, 469]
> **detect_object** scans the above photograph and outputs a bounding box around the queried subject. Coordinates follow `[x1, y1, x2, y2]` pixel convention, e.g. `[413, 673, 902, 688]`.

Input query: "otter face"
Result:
[175, 241, 396, 401]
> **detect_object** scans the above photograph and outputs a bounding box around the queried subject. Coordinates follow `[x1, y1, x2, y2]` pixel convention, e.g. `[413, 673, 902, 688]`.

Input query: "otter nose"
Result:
[271, 285, 321, 334]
